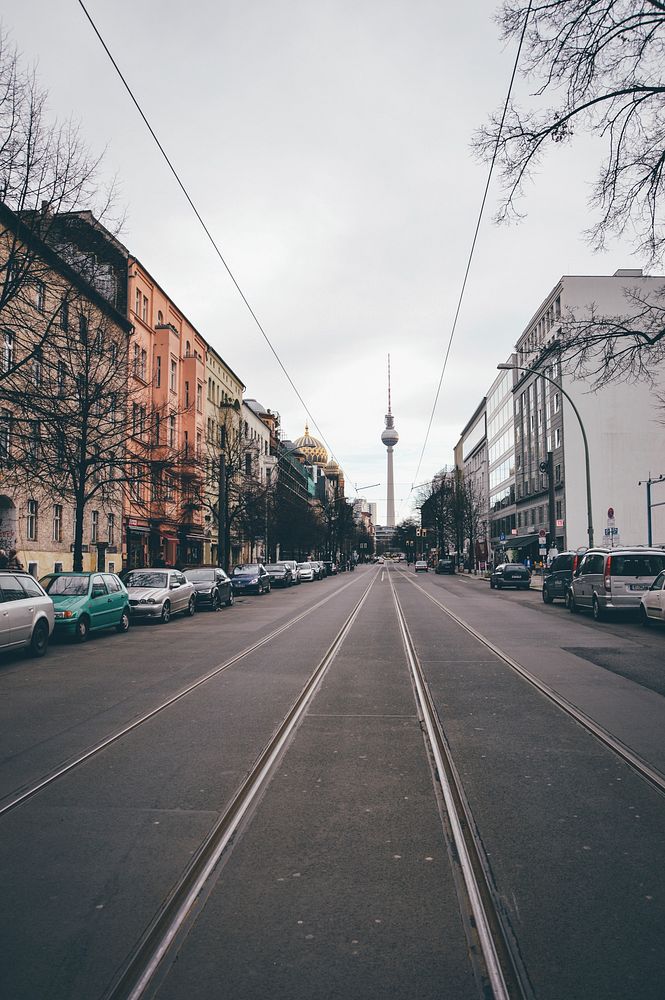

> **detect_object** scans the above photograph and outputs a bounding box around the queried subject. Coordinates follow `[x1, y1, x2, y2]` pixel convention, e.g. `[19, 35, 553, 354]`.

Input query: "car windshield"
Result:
[266, 565, 285, 572]
[552, 555, 574, 571]
[41, 575, 89, 596]
[186, 570, 216, 582]
[297, 563, 312, 569]
[611, 554, 665, 577]
[125, 572, 168, 589]
[234, 565, 259, 575]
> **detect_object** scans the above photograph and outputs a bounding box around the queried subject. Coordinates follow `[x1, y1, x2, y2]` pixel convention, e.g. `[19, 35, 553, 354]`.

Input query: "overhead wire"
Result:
[76, 0, 344, 475]
[399, 0, 533, 522]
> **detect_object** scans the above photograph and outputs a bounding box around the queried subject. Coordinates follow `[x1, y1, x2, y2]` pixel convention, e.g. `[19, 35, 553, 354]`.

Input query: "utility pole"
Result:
[639, 474, 665, 546]
[217, 452, 226, 570]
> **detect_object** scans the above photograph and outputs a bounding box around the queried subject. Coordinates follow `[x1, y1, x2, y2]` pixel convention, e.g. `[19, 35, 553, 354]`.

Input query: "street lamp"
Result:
[497, 363, 594, 548]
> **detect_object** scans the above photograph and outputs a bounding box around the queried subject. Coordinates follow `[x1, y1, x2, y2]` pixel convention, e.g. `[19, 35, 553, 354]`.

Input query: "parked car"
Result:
[40, 571, 130, 641]
[279, 560, 301, 584]
[640, 570, 665, 626]
[414, 560, 428, 573]
[0, 571, 54, 656]
[489, 563, 531, 590]
[297, 562, 316, 582]
[322, 560, 337, 576]
[568, 547, 665, 620]
[435, 557, 455, 575]
[265, 563, 293, 588]
[184, 567, 234, 609]
[310, 560, 325, 580]
[125, 568, 196, 623]
[542, 551, 579, 603]
[232, 564, 271, 595]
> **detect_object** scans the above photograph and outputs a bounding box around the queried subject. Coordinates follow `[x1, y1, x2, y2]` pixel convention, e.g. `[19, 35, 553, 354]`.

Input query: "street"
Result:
[1, 563, 664, 1000]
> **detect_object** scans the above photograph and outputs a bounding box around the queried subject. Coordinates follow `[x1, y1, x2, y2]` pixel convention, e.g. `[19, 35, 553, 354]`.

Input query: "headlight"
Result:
[251, 577, 259, 584]
[147, 598, 157, 604]
[55, 610, 75, 619]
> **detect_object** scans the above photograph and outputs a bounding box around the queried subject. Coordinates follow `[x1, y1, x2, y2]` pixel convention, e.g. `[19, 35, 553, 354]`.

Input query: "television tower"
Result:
[381, 355, 399, 527]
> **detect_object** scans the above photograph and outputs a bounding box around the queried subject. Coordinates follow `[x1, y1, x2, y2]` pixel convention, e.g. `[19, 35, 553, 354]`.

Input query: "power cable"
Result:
[402, 1, 533, 518]
[76, 0, 343, 474]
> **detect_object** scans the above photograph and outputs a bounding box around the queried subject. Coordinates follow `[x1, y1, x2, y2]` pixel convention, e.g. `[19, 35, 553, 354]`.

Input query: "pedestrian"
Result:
[0, 549, 7, 569]
[7, 548, 23, 571]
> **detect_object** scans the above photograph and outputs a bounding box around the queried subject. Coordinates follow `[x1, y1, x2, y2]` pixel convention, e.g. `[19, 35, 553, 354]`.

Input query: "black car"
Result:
[265, 563, 293, 587]
[489, 563, 531, 590]
[184, 567, 234, 610]
[322, 560, 338, 576]
[231, 564, 271, 595]
[542, 551, 578, 604]
[435, 557, 455, 575]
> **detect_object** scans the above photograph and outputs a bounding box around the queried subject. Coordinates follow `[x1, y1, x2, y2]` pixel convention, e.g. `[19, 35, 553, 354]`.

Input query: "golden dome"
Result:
[324, 459, 340, 477]
[293, 423, 328, 466]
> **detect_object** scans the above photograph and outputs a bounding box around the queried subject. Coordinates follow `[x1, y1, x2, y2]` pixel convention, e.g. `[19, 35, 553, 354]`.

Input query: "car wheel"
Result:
[496, 580, 502, 590]
[225, 591, 234, 607]
[542, 586, 553, 603]
[187, 596, 196, 617]
[116, 608, 130, 633]
[75, 615, 90, 642]
[489, 579, 495, 589]
[211, 592, 221, 612]
[29, 619, 49, 657]
[639, 604, 650, 627]
[568, 592, 579, 614]
[160, 601, 171, 624]
[592, 596, 605, 622]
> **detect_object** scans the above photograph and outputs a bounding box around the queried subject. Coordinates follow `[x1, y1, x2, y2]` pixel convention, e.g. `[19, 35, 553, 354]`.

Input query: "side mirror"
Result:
[170, 580, 180, 589]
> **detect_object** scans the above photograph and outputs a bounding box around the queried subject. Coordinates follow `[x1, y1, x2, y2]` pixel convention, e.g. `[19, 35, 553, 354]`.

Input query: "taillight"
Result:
[604, 555, 612, 592]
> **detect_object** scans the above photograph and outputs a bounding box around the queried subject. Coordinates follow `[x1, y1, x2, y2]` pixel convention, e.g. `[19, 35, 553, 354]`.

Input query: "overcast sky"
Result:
[4, 1, 642, 523]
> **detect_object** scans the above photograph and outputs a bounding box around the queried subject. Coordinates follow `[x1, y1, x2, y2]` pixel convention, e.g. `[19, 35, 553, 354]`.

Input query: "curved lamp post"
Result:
[497, 363, 594, 548]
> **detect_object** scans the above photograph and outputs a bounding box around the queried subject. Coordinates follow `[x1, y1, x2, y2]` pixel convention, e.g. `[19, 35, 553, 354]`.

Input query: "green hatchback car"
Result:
[39, 572, 131, 641]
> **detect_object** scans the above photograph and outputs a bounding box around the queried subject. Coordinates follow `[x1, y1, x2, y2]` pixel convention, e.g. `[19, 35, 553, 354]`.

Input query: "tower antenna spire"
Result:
[388, 354, 392, 415]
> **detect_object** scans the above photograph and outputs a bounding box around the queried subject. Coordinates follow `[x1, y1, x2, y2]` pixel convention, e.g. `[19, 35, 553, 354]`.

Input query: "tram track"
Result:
[100, 572, 377, 1000]
[0, 571, 368, 819]
[388, 571, 530, 1000]
[396, 567, 665, 796]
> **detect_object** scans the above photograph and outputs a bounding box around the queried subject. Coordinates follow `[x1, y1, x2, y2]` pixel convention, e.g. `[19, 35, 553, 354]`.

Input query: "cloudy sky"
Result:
[4, 1, 640, 523]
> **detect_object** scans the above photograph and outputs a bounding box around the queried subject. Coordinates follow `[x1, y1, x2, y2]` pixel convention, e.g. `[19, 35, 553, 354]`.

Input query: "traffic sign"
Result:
[539, 529, 547, 539]
[499, 533, 505, 541]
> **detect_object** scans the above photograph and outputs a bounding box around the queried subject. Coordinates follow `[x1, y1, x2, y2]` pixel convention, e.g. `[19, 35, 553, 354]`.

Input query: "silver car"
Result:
[0, 571, 54, 657]
[568, 547, 665, 621]
[125, 568, 196, 623]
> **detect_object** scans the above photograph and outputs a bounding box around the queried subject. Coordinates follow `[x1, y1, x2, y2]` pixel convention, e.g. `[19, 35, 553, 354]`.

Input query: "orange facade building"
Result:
[125, 260, 207, 568]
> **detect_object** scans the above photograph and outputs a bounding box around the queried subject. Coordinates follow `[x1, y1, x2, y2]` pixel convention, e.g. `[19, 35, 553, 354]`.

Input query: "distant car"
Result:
[41, 571, 130, 641]
[489, 563, 530, 590]
[0, 571, 54, 656]
[279, 560, 301, 584]
[435, 557, 455, 575]
[297, 562, 316, 582]
[414, 560, 428, 573]
[640, 570, 665, 626]
[310, 560, 325, 580]
[125, 568, 196, 623]
[232, 564, 271, 594]
[322, 560, 337, 576]
[542, 551, 578, 604]
[184, 567, 234, 609]
[265, 563, 293, 587]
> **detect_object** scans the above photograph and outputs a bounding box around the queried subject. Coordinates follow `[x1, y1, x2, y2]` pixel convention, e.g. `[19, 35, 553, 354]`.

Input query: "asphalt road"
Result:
[0, 563, 663, 999]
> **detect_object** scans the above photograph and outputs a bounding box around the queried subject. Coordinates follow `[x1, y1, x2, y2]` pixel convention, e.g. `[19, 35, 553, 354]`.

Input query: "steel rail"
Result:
[399, 569, 665, 796]
[0, 573, 367, 819]
[102, 573, 377, 1000]
[388, 573, 523, 1000]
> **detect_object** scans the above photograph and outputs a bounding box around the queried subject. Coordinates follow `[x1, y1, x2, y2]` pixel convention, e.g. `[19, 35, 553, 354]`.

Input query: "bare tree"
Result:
[475, 2, 665, 266]
[0, 31, 117, 380]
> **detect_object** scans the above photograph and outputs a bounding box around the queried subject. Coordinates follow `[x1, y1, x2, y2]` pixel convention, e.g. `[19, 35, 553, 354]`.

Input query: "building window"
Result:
[60, 298, 69, 330]
[78, 313, 88, 342]
[133, 343, 139, 376]
[170, 359, 177, 392]
[27, 499, 38, 541]
[556, 500, 563, 519]
[554, 392, 560, 413]
[555, 428, 561, 448]
[155, 412, 161, 444]
[196, 431, 202, 455]
[107, 513, 115, 545]
[185, 340, 191, 357]
[91, 510, 99, 544]
[2, 331, 13, 373]
[140, 349, 147, 381]
[185, 381, 190, 408]
[33, 349, 42, 386]
[135, 287, 141, 315]
[52, 504, 63, 543]
[155, 356, 161, 387]
[196, 383, 202, 412]
[555, 464, 561, 483]
[245, 453, 252, 475]
[28, 420, 40, 458]
[169, 414, 176, 447]
[34, 280, 45, 312]
[0, 408, 10, 461]
[142, 295, 148, 322]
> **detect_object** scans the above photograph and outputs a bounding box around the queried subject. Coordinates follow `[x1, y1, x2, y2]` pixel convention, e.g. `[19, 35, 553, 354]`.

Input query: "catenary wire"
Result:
[400, 1, 533, 522]
[76, 0, 343, 475]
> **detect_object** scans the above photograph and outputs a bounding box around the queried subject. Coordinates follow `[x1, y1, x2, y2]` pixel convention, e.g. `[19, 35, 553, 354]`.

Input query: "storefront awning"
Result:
[505, 534, 539, 549]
